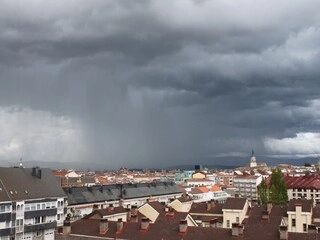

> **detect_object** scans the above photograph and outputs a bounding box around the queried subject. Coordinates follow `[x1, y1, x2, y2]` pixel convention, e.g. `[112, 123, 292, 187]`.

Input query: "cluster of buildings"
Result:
[2, 152, 320, 239]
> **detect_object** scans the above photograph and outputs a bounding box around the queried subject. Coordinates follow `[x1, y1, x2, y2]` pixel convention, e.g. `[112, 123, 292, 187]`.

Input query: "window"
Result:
[227, 220, 230, 228]
[236, 217, 239, 223]
[0, 205, 6, 212]
[35, 217, 41, 224]
[303, 224, 307, 232]
[292, 219, 296, 227]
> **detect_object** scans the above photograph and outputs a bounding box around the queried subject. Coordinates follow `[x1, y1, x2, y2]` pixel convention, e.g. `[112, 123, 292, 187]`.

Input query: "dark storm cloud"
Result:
[1, 0, 320, 167]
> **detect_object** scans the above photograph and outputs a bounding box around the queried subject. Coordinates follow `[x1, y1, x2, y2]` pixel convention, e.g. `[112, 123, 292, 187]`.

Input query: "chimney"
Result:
[108, 204, 114, 211]
[262, 210, 269, 221]
[130, 215, 138, 223]
[267, 202, 273, 214]
[63, 219, 71, 235]
[308, 224, 317, 233]
[167, 207, 175, 218]
[279, 226, 288, 240]
[99, 219, 109, 232]
[32, 167, 37, 177]
[126, 208, 131, 221]
[37, 169, 41, 179]
[295, 203, 302, 212]
[207, 202, 211, 211]
[93, 204, 99, 212]
[131, 205, 138, 216]
[140, 217, 150, 231]
[179, 219, 188, 234]
[119, 199, 124, 207]
[117, 218, 123, 232]
[238, 224, 244, 236]
[209, 218, 218, 228]
[232, 223, 239, 237]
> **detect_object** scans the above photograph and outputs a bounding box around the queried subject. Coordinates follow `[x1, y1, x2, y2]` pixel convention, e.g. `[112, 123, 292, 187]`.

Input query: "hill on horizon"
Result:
[0, 155, 317, 171]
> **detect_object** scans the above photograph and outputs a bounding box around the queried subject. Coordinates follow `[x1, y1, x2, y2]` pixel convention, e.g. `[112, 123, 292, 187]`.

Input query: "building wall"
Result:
[288, 188, 320, 204]
[233, 176, 262, 200]
[222, 201, 249, 228]
[287, 205, 312, 233]
[192, 172, 206, 179]
[55, 233, 115, 240]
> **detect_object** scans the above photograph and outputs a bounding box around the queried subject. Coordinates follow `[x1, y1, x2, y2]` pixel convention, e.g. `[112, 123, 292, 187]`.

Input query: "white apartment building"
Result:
[233, 175, 262, 201]
[287, 199, 313, 233]
[284, 174, 320, 204]
[0, 167, 67, 240]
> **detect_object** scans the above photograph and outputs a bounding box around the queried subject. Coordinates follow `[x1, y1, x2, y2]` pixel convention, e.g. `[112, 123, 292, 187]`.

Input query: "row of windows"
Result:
[292, 189, 320, 192]
[0, 205, 11, 213]
[25, 202, 58, 211]
[291, 219, 308, 232]
[226, 217, 240, 228]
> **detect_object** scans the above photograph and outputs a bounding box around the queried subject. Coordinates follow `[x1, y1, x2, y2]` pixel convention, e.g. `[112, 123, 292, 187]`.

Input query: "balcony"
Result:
[25, 208, 57, 219]
[16, 225, 24, 233]
[0, 227, 13, 237]
[24, 221, 57, 233]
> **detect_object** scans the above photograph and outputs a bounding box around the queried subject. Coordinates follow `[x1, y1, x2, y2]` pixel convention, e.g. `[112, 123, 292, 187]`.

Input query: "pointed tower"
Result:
[249, 150, 257, 168]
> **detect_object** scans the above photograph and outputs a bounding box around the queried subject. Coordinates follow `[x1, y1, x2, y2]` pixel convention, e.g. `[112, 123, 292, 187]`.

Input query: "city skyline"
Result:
[1, 0, 320, 168]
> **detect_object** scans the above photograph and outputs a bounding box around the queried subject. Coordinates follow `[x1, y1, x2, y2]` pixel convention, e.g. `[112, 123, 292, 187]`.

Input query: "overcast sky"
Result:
[1, 0, 320, 168]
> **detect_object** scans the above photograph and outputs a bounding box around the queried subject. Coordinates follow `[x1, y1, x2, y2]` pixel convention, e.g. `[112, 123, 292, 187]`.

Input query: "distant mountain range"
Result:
[0, 156, 318, 171]
[167, 156, 319, 170]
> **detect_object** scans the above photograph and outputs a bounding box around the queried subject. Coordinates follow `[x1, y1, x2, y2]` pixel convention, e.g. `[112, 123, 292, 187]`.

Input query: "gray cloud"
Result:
[1, 0, 320, 168]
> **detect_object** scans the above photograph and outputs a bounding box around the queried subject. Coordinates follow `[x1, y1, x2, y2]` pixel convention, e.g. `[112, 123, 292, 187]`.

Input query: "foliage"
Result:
[258, 168, 288, 205]
[305, 162, 311, 167]
[257, 177, 268, 204]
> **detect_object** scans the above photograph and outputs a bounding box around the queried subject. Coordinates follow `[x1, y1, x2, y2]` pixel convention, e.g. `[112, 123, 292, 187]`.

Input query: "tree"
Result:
[269, 168, 288, 205]
[257, 168, 288, 205]
[257, 177, 269, 204]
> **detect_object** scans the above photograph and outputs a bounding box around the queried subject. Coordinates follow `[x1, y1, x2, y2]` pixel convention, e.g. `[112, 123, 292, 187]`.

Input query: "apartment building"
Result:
[284, 174, 320, 204]
[217, 172, 235, 186]
[64, 182, 183, 218]
[233, 175, 262, 201]
[0, 167, 67, 240]
[287, 199, 313, 233]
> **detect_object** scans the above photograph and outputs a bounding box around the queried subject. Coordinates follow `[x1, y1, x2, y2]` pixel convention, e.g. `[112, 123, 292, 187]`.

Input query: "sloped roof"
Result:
[223, 197, 247, 210]
[85, 206, 128, 219]
[288, 199, 313, 212]
[189, 202, 223, 215]
[65, 182, 182, 205]
[0, 167, 65, 201]
[283, 175, 320, 189]
[59, 200, 320, 240]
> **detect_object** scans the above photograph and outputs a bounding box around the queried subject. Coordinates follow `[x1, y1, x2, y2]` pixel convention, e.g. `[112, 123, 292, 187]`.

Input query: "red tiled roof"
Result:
[85, 206, 127, 218]
[283, 175, 320, 189]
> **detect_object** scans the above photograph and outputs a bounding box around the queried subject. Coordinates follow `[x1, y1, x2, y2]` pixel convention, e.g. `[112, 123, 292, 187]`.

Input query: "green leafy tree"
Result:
[257, 168, 288, 205]
[269, 168, 288, 205]
[257, 177, 269, 204]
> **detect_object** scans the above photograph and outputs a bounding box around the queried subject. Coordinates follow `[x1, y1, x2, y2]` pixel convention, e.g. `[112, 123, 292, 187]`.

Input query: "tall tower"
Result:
[249, 150, 257, 168]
